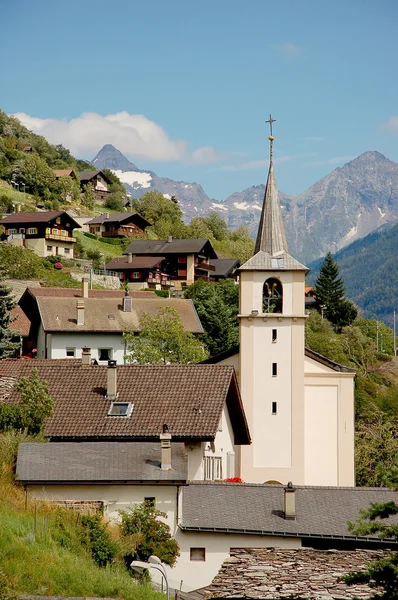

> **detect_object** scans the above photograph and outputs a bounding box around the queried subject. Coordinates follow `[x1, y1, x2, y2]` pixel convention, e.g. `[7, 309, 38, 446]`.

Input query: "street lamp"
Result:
[130, 556, 169, 600]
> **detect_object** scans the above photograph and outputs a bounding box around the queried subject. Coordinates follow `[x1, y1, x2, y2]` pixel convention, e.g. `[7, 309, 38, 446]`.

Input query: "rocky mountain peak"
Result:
[92, 144, 139, 172]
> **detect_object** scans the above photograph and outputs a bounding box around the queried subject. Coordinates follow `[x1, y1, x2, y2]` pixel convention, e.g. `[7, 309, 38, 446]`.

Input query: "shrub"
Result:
[98, 237, 122, 246]
[155, 290, 169, 298]
[80, 514, 119, 568]
[84, 232, 98, 240]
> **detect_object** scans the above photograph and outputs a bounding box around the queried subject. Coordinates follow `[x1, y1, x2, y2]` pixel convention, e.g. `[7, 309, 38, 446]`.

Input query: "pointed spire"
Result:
[254, 115, 288, 255]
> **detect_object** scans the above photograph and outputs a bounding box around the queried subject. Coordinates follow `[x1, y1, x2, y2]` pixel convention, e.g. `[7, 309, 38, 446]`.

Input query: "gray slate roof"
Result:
[181, 482, 398, 542]
[206, 547, 384, 599]
[16, 442, 187, 483]
[123, 238, 218, 259]
[86, 212, 151, 226]
[239, 250, 308, 272]
[255, 161, 289, 256]
[209, 259, 240, 278]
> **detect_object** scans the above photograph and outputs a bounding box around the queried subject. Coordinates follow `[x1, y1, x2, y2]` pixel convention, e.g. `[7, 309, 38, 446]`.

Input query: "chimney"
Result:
[76, 300, 85, 325]
[284, 481, 296, 520]
[107, 360, 117, 399]
[167, 235, 173, 243]
[82, 347, 91, 367]
[160, 424, 172, 470]
[81, 277, 89, 298]
[128, 253, 133, 263]
[105, 212, 110, 219]
[123, 293, 132, 312]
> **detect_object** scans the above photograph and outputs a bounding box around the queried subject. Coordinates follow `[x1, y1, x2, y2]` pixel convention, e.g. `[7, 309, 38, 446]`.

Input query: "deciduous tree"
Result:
[0, 276, 19, 359]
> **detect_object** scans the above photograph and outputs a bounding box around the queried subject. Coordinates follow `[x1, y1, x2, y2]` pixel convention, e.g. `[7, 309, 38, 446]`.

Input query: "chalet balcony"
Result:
[195, 262, 215, 272]
[45, 233, 76, 243]
[102, 227, 142, 237]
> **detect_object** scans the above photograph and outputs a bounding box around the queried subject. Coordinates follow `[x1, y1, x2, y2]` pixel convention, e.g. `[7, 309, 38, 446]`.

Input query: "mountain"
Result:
[92, 145, 398, 265]
[92, 144, 139, 172]
[307, 222, 398, 326]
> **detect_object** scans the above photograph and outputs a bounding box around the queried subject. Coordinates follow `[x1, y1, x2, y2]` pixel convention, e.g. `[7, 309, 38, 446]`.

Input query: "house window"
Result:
[204, 456, 222, 481]
[7, 229, 16, 234]
[19, 228, 25, 233]
[272, 401, 277, 415]
[272, 363, 277, 377]
[47, 246, 53, 251]
[64, 248, 70, 254]
[52, 228, 59, 235]
[144, 497, 156, 506]
[46, 228, 51, 235]
[98, 348, 112, 361]
[272, 329, 277, 342]
[27, 227, 37, 235]
[61, 230, 68, 236]
[108, 402, 133, 416]
[190, 548, 206, 562]
[56, 218, 61, 224]
[178, 256, 187, 264]
[66, 347, 75, 357]
[178, 269, 187, 277]
[133, 272, 140, 279]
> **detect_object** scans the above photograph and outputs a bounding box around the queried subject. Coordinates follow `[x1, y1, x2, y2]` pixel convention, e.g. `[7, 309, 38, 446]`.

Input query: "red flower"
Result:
[224, 477, 244, 483]
[54, 262, 63, 269]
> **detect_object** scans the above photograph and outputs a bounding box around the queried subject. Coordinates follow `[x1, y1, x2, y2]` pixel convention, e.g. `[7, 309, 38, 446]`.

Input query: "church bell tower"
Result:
[238, 116, 309, 484]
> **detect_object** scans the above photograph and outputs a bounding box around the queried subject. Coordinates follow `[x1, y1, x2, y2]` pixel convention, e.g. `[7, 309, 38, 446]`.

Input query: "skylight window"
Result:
[108, 402, 134, 417]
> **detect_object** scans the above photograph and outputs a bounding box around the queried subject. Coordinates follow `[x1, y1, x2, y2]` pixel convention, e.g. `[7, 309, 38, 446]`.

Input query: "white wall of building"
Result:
[36, 327, 127, 363]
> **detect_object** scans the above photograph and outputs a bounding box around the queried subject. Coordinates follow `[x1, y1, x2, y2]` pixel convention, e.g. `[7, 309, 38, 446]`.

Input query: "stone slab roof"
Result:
[239, 251, 308, 272]
[16, 441, 187, 483]
[123, 238, 218, 259]
[181, 482, 398, 541]
[0, 361, 250, 444]
[205, 547, 384, 599]
[35, 296, 203, 333]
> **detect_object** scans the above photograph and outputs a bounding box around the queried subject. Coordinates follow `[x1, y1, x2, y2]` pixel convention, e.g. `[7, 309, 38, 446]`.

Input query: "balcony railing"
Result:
[45, 233, 76, 242]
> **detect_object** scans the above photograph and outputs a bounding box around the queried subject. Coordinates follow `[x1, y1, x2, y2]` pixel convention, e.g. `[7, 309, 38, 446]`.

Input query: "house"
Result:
[54, 169, 79, 181]
[0, 210, 81, 258]
[86, 212, 151, 238]
[209, 258, 240, 281]
[18, 280, 203, 362]
[123, 237, 218, 285]
[105, 255, 170, 288]
[78, 170, 112, 203]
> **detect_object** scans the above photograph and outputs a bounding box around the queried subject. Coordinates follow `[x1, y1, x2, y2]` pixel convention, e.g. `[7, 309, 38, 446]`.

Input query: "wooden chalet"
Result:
[86, 212, 151, 238]
[105, 255, 169, 286]
[78, 170, 112, 203]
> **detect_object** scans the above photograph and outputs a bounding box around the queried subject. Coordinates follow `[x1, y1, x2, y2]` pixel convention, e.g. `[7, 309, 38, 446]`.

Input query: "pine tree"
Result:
[0, 276, 19, 359]
[315, 252, 357, 328]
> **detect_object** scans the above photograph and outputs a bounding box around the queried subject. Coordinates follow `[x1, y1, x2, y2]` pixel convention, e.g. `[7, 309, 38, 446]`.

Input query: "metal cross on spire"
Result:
[265, 114, 276, 161]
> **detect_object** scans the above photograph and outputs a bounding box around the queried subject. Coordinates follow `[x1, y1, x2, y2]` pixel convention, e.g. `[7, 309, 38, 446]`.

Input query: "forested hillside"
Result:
[307, 223, 398, 326]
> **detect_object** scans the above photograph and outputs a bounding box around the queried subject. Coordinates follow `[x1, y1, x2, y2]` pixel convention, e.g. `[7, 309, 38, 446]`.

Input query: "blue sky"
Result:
[2, 0, 397, 200]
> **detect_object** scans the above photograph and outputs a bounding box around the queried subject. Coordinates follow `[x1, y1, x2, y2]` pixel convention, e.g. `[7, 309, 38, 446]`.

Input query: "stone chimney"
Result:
[128, 253, 133, 263]
[167, 235, 173, 243]
[284, 481, 296, 520]
[76, 300, 85, 325]
[81, 277, 89, 298]
[123, 293, 132, 312]
[82, 347, 91, 368]
[107, 360, 117, 399]
[160, 424, 172, 470]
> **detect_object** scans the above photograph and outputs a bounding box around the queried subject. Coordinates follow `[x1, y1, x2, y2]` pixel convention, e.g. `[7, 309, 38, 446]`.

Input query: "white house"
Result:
[18, 282, 203, 363]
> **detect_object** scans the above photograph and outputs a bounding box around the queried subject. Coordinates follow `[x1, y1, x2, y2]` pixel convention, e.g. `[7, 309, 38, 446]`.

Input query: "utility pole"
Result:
[394, 310, 397, 358]
[376, 320, 379, 352]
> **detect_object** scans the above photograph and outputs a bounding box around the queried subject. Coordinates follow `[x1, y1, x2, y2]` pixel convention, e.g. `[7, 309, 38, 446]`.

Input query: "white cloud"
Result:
[385, 116, 398, 131]
[12, 111, 221, 164]
[305, 156, 354, 167]
[281, 42, 301, 56]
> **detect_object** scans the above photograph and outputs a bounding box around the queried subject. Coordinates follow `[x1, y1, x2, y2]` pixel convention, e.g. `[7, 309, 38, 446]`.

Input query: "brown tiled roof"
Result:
[54, 169, 74, 177]
[17, 441, 187, 483]
[105, 256, 166, 270]
[35, 296, 203, 333]
[0, 211, 81, 228]
[0, 361, 250, 443]
[206, 548, 385, 599]
[24, 287, 157, 299]
[181, 482, 398, 540]
[123, 238, 218, 259]
[9, 306, 31, 337]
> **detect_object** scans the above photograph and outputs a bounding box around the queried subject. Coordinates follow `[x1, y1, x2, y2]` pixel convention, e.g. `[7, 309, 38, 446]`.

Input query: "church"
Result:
[208, 119, 356, 487]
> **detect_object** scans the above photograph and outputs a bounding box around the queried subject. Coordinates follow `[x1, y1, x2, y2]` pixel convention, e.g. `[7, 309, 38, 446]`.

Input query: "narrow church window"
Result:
[272, 329, 277, 342]
[272, 363, 277, 376]
[263, 278, 283, 313]
[272, 402, 277, 414]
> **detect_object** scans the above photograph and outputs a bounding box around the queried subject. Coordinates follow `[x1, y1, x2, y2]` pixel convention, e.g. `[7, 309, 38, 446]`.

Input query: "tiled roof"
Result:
[206, 548, 385, 599]
[24, 287, 157, 299]
[9, 306, 31, 337]
[209, 259, 240, 278]
[181, 482, 398, 541]
[0, 361, 250, 443]
[123, 238, 218, 259]
[239, 251, 308, 272]
[16, 441, 187, 483]
[87, 212, 151, 226]
[105, 256, 166, 270]
[0, 211, 64, 224]
[54, 169, 74, 177]
[35, 296, 203, 333]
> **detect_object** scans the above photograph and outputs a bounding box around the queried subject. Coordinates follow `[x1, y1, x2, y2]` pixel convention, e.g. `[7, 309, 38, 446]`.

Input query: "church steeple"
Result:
[254, 115, 288, 256]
